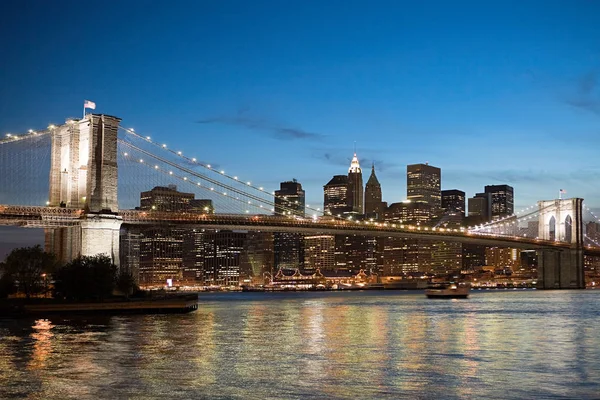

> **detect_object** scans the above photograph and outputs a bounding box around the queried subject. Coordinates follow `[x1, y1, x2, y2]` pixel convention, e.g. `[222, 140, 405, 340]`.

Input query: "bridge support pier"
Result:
[45, 214, 122, 266]
[80, 213, 122, 266]
[536, 248, 585, 289]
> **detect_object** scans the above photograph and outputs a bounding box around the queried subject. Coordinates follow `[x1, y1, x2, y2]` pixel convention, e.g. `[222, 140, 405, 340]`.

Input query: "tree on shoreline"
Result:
[1, 246, 56, 299]
[53, 255, 116, 301]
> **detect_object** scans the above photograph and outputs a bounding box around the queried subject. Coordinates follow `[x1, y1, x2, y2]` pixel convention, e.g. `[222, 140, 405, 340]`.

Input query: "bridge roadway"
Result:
[3, 205, 597, 254]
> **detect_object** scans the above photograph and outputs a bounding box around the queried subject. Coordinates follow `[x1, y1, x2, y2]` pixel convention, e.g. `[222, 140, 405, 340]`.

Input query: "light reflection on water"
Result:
[1, 290, 600, 399]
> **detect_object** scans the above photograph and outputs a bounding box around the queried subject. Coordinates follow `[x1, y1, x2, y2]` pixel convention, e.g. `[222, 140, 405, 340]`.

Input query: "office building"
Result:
[203, 230, 246, 287]
[274, 179, 305, 217]
[467, 192, 492, 224]
[324, 175, 350, 216]
[485, 184, 514, 220]
[304, 235, 335, 274]
[140, 185, 194, 211]
[138, 226, 185, 286]
[239, 232, 274, 284]
[347, 153, 364, 214]
[365, 164, 384, 220]
[442, 189, 465, 217]
[407, 163, 441, 219]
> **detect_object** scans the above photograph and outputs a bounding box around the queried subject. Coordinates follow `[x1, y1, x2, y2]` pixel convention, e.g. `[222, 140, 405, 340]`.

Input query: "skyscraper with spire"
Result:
[347, 152, 364, 214]
[364, 163, 383, 219]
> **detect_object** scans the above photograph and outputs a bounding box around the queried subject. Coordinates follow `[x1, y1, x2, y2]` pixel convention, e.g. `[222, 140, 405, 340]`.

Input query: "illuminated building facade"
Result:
[442, 189, 465, 215]
[384, 201, 432, 226]
[485, 184, 514, 220]
[324, 175, 350, 216]
[334, 234, 371, 274]
[203, 230, 246, 287]
[347, 153, 363, 214]
[303, 235, 335, 274]
[182, 229, 205, 283]
[138, 226, 185, 286]
[485, 247, 520, 271]
[407, 163, 441, 219]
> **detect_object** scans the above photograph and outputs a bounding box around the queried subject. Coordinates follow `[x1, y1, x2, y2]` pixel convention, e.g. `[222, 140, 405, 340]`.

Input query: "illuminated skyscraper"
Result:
[442, 189, 465, 217]
[324, 175, 350, 216]
[347, 153, 363, 214]
[485, 184, 514, 220]
[407, 163, 441, 220]
[365, 164, 383, 219]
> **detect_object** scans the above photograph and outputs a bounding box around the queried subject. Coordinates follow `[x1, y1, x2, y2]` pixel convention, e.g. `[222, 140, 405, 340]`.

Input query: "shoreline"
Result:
[0, 293, 199, 318]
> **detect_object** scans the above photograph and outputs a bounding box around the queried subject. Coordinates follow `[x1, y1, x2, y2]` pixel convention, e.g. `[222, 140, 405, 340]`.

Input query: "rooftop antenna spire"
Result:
[354, 141, 356, 155]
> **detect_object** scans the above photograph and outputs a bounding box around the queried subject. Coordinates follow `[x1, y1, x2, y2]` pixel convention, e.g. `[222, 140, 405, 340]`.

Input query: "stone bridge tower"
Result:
[536, 198, 585, 289]
[45, 114, 122, 265]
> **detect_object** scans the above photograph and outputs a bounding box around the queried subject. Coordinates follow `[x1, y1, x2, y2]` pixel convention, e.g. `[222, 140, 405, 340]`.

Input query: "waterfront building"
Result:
[347, 153, 364, 214]
[137, 185, 214, 286]
[182, 229, 205, 283]
[303, 235, 335, 274]
[203, 230, 246, 287]
[274, 232, 304, 271]
[364, 164, 384, 220]
[334, 234, 371, 274]
[138, 226, 185, 286]
[485, 247, 520, 272]
[380, 237, 431, 275]
[430, 241, 462, 274]
[407, 163, 441, 219]
[274, 179, 305, 217]
[239, 231, 274, 285]
[324, 175, 350, 216]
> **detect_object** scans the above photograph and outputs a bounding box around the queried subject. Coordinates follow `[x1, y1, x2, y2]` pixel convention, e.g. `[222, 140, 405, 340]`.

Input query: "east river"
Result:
[1, 290, 599, 399]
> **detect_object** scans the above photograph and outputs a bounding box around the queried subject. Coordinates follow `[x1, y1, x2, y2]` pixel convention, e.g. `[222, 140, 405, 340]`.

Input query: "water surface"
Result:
[1, 290, 599, 399]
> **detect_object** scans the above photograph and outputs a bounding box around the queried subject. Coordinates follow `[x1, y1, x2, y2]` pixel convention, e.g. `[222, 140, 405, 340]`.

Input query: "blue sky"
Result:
[1, 0, 600, 225]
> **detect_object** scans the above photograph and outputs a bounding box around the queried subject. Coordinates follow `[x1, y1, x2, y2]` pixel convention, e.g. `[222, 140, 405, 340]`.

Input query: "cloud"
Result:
[197, 113, 325, 141]
[564, 70, 600, 115]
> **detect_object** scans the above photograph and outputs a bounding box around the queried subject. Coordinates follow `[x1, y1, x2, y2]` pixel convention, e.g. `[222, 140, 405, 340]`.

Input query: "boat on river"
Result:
[425, 283, 470, 299]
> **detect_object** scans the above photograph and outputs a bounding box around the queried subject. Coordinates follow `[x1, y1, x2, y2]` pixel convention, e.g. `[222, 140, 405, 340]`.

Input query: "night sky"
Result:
[1, 1, 600, 253]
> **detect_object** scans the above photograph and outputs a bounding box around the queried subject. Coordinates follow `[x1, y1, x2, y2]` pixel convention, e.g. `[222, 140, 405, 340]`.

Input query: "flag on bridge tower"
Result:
[83, 100, 96, 118]
[559, 189, 567, 199]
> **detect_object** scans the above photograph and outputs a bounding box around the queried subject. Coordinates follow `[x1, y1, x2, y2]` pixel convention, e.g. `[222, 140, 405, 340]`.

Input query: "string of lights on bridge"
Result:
[118, 138, 326, 218]
[467, 203, 542, 234]
[120, 141, 278, 215]
[118, 126, 328, 218]
[0, 127, 50, 144]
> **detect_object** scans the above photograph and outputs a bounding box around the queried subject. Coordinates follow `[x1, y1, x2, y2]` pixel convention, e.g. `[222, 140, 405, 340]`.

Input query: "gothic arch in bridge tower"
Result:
[536, 197, 585, 289]
[537, 198, 583, 244]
